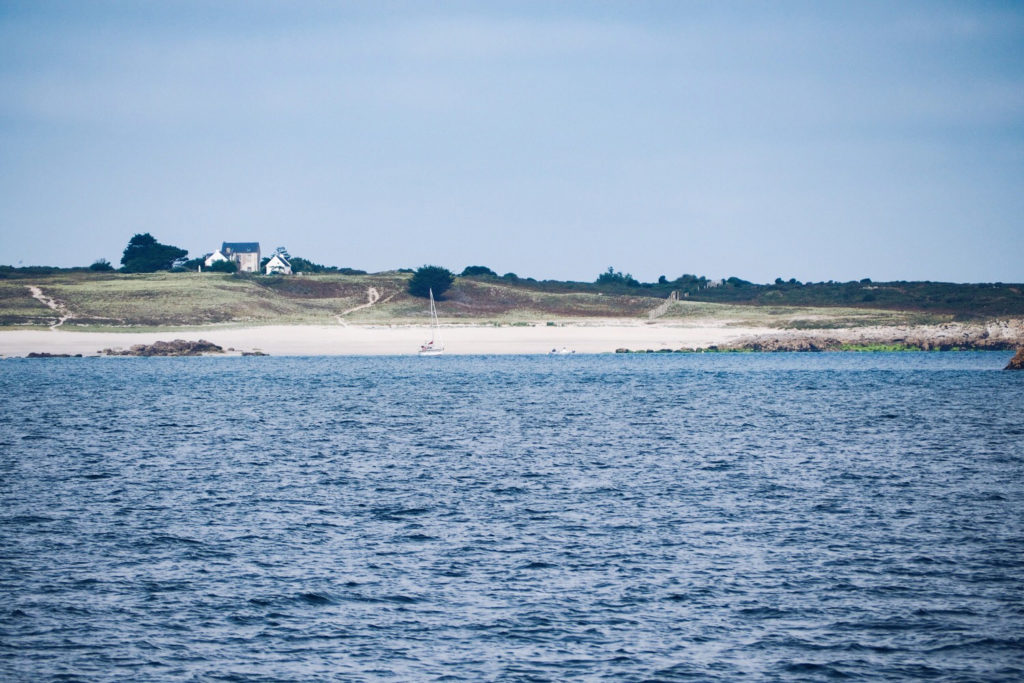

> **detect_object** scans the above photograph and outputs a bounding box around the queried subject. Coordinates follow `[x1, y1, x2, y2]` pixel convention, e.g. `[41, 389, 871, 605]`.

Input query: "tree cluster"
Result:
[595, 267, 640, 288]
[408, 265, 455, 298]
[120, 233, 188, 273]
[460, 265, 498, 278]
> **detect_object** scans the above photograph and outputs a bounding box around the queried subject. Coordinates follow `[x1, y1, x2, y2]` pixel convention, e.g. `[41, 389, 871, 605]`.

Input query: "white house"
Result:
[265, 253, 292, 275]
[202, 242, 262, 272]
[204, 250, 228, 267]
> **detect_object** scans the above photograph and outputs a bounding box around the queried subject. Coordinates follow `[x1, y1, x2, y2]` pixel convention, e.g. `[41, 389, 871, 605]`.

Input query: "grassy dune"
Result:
[658, 300, 948, 328]
[0, 271, 955, 330]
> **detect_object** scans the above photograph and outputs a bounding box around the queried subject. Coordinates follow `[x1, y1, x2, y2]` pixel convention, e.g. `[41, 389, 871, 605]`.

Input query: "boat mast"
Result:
[429, 288, 442, 347]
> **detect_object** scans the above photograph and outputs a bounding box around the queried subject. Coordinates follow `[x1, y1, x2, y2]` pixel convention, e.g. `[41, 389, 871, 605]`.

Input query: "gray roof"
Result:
[222, 242, 260, 254]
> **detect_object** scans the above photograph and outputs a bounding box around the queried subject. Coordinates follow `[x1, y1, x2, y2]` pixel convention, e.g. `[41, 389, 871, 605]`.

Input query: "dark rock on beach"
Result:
[26, 352, 83, 358]
[1006, 348, 1024, 370]
[101, 339, 224, 356]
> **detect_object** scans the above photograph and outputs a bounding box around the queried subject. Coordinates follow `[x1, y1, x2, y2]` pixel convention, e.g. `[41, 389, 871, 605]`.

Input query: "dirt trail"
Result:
[28, 285, 73, 329]
[336, 287, 397, 324]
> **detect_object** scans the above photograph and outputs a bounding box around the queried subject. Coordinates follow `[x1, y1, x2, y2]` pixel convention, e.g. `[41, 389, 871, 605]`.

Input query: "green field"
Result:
[0, 271, 967, 330]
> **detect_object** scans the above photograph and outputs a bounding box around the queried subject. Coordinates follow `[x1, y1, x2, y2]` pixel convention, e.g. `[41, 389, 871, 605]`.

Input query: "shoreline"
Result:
[0, 320, 1020, 357]
[0, 322, 773, 358]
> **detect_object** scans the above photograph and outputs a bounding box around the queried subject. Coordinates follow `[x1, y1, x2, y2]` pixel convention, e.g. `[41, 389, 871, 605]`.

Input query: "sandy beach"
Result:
[0, 322, 776, 357]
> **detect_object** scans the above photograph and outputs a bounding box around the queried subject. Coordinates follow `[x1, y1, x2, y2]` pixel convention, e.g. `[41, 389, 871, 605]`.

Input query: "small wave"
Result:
[370, 506, 432, 521]
[652, 661, 720, 679]
[738, 606, 791, 619]
[782, 662, 852, 678]
[297, 591, 337, 606]
[1, 514, 55, 524]
[811, 502, 849, 513]
[227, 613, 268, 625]
[490, 486, 526, 495]
[925, 636, 1024, 653]
[518, 561, 557, 570]
[151, 534, 204, 545]
[832, 617, 946, 632]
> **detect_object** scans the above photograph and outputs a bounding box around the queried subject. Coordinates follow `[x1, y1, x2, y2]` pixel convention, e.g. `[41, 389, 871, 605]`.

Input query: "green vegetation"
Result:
[287, 256, 364, 274]
[650, 278, 1023, 319]
[207, 260, 237, 273]
[836, 343, 922, 352]
[0, 270, 1000, 330]
[5, 245, 1022, 320]
[595, 267, 640, 288]
[0, 250, 1022, 329]
[460, 265, 498, 278]
[120, 233, 188, 273]
[408, 265, 455, 299]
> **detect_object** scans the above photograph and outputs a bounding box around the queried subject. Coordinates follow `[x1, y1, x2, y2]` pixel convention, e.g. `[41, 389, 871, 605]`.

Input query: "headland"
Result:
[1, 271, 1021, 357]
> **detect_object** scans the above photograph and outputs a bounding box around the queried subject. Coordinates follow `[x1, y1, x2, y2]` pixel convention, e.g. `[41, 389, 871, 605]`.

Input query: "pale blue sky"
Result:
[2, 1, 1022, 283]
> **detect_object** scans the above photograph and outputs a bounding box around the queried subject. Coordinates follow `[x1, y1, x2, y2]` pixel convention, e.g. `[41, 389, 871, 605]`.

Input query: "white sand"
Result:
[0, 322, 775, 357]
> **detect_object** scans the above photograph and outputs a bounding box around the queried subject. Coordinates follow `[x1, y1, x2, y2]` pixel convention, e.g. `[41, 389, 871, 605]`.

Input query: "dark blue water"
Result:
[1, 353, 1022, 681]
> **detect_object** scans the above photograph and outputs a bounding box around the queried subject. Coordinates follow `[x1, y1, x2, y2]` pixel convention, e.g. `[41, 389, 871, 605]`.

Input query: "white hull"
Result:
[418, 348, 444, 357]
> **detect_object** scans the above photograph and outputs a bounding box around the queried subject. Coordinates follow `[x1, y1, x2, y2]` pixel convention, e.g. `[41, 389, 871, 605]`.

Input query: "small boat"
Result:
[419, 288, 444, 356]
[550, 347, 575, 355]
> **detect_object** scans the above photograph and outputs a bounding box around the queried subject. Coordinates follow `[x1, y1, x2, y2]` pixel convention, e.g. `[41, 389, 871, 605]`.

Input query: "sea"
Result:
[1, 352, 1022, 681]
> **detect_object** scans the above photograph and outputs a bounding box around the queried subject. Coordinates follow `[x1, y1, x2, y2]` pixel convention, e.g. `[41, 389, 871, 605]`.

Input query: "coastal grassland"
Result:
[0, 280, 55, 326]
[344, 278, 656, 322]
[657, 299, 951, 328]
[0, 272, 382, 327]
[0, 270, 992, 330]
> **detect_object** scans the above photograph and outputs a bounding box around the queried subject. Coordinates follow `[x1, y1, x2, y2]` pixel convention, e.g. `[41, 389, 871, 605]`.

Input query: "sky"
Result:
[1, 1, 1022, 283]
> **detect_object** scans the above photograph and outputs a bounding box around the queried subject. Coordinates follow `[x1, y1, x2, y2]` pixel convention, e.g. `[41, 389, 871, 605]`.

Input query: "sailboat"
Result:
[418, 288, 444, 356]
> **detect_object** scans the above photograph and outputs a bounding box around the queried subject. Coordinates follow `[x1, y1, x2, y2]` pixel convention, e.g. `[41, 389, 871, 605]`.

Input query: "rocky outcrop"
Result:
[1006, 348, 1024, 370]
[723, 321, 1024, 352]
[26, 352, 82, 358]
[101, 339, 224, 356]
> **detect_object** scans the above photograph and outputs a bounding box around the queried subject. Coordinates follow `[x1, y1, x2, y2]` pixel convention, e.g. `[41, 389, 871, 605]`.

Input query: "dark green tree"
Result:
[207, 259, 237, 273]
[408, 265, 455, 298]
[595, 266, 639, 287]
[460, 265, 497, 278]
[120, 233, 188, 273]
[89, 258, 114, 272]
[288, 256, 330, 273]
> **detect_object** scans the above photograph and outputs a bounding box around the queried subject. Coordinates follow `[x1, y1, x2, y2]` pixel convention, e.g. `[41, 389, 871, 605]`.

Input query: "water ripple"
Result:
[1, 353, 1022, 680]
